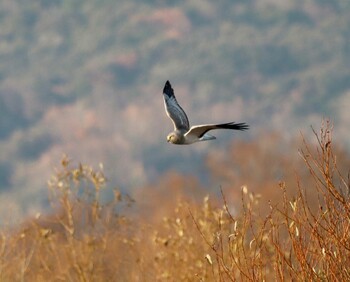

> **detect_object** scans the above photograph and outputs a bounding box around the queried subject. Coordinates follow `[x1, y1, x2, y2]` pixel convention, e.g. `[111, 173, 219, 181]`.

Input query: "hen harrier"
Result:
[163, 80, 249, 145]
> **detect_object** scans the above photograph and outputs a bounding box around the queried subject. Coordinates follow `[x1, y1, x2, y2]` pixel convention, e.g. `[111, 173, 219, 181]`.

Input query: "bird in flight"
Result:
[162, 80, 249, 145]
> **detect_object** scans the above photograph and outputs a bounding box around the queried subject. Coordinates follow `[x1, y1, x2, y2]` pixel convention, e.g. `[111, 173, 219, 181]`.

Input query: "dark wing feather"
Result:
[163, 81, 190, 131]
[185, 122, 249, 138]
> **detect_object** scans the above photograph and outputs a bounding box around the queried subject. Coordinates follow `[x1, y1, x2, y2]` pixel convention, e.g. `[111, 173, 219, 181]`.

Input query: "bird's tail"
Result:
[199, 133, 216, 141]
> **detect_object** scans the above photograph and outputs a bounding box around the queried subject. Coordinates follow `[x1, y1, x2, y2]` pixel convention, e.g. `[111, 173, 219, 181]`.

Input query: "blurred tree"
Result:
[0, 90, 28, 139]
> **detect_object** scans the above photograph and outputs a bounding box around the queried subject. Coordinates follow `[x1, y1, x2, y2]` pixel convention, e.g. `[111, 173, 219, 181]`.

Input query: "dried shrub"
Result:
[0, 121, 349, 281]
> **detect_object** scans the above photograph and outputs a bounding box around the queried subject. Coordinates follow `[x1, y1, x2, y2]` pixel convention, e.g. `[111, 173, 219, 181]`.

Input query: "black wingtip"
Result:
[234, 122, 249, 131]
[163, 80, 173, 97]
[219, 122, 249, 131]
[164, 80, 171, 88]
[240, 123, 249, 131]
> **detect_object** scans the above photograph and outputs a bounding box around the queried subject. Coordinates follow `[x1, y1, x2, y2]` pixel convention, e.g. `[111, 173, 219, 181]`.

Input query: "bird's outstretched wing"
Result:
[185, 122, 249, 138]
[163, 80, 190, 131]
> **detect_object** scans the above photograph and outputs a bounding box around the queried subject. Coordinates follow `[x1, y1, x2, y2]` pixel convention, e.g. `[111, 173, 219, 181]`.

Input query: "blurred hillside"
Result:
[0, 0, 350, 221]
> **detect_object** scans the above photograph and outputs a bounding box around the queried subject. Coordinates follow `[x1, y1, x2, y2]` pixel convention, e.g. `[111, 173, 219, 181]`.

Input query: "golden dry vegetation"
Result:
[1, 122, 350, 281]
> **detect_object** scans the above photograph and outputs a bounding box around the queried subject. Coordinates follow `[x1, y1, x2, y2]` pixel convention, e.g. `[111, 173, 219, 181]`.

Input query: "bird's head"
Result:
[167, 133, 176, 143]
[167, 132, 182, 144]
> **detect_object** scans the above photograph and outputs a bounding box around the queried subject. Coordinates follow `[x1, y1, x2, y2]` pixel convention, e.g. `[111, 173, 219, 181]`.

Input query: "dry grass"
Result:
[0, 121, 349, 281]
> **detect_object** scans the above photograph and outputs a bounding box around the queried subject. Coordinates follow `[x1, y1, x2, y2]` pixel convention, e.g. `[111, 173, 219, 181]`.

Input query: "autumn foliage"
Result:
[0, 122, 350, 281]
